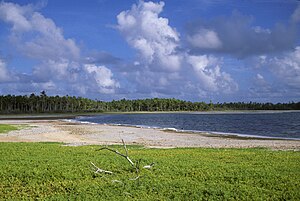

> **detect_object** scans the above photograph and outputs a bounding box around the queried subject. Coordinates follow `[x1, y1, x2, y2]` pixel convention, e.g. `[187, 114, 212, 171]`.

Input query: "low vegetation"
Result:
[0, 124, 19, 133]
[0, 142, 299, 200]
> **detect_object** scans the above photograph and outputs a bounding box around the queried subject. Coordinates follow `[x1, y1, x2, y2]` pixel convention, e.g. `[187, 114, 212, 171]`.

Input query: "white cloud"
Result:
[270, 46, 300, 88]
[116, 1, 238, 98]
[0, 58, 11, 82]
[0, 2, 122, 97]
[248, 73, 286, 101]
[291, 4, 300, 23]
[0, 1, 80, 61]
[32, 59, 80, 82]
[19, 17, 78, 60]
[187, 28, 222, 49]
[247, 46, 300, 100]
[117, 1, 181, 71]
[84, 64, 120, 94]
[253, 74, 270, 90]
[256, 73, 264, 81]
[187, 55, 238, 93]
[0, 2, 33, 32]
[31, 80, 56, 91]
[1, 1, 242, 100]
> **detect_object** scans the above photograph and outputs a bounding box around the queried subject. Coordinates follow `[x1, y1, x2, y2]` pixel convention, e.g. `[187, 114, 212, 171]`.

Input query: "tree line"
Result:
[0, 92, 299, 114]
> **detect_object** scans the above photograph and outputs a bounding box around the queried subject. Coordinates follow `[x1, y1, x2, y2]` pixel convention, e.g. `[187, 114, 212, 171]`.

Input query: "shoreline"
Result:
[70, 120, 300, 141]
[0, 109, 299, 119]
[0, 119, 299, 150]
[72, 112, 300, 141]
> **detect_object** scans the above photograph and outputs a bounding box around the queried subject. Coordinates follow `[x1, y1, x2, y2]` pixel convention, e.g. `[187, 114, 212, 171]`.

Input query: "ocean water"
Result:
[76, 112, 300, 140]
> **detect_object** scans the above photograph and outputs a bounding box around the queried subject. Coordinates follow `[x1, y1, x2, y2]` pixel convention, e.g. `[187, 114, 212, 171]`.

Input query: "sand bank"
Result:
[0, 119, 299, 150]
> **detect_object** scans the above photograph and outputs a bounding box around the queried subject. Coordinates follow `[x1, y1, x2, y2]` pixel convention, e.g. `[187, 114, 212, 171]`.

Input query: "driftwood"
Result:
[97, 139, 136, 169]
[92, 139, 154, 183]
[90, 162, 113, 174]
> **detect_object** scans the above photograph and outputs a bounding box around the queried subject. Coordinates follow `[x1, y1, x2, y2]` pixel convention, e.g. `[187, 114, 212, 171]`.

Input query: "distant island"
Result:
[0, 92, 299, 114]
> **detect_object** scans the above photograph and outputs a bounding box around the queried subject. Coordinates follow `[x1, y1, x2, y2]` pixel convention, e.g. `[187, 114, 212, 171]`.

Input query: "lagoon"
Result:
[76, 111, 300, 140]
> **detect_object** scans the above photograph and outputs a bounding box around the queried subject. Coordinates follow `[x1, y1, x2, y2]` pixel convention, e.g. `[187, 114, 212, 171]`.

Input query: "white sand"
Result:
[0, 119, 299, 149]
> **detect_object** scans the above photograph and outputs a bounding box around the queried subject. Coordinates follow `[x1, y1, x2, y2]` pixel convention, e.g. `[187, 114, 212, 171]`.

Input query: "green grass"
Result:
[0, 124, 19, 133]
[0, 143, 299, 200]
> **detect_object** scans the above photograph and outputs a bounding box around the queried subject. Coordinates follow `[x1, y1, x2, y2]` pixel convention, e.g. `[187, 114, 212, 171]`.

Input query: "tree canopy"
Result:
[0, 93, 299, 114]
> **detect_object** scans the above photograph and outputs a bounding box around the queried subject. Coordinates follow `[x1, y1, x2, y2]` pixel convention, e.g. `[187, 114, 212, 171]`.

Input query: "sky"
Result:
[0, 0, 299, 103]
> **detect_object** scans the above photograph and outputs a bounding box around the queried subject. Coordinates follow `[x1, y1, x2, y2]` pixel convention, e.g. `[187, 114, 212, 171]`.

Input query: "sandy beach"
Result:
[0, 119, 299, 150]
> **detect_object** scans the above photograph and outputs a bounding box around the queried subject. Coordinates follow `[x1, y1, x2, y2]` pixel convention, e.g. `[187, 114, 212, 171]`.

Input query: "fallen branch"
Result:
[93, 139, 155, 184]
[97, 140, 135, 168]
[90, 162, 113, 174]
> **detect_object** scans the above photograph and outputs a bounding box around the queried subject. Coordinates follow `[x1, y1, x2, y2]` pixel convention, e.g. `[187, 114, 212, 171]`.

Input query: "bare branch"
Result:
[90, 162, 113, 174]
[126, 156, 135, 167]
[129, 176, 140, 181]
[112, 180, 123, 184]
[93, 140, 155, 184]
[97, 142, 135, 167]
[98, 147, 127, 158]
[122, 139, 129, 156]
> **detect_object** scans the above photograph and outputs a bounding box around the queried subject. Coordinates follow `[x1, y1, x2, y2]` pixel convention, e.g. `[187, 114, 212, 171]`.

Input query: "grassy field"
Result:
[0, 143, 299, 200]
[0, 124, 19, 133]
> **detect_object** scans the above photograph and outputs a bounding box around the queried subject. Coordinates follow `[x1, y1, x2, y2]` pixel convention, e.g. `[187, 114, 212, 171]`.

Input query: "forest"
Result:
[0, 92, 299, 114]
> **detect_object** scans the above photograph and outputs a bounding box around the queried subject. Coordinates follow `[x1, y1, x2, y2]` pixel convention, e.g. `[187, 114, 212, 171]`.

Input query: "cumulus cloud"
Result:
[0, 1, 120, 96]
[85, 51, 120, 65]
[251, 74, 272, 93]
[0, 2, 33, 32]
[32, 59, 80, 82]
[247, 46, 300, 100]
[269, 46, 300, 89]
[84, 64, 120, 94]
[132, 70, 182, 95]
[0, 58, 12, 82]
[186, 10, 299, 57]
[117, 1, 181, 72]
[246, 72, 297, 102]
[187, 55, 238, 93]
[187, 28, 222, 49]
[116, 1, 238, 97]
[0, 2, 80, 60]
[291, 4, 300, 23]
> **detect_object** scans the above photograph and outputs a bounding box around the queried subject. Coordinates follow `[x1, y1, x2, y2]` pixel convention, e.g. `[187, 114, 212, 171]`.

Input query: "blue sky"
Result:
[0, 0, 299, 102]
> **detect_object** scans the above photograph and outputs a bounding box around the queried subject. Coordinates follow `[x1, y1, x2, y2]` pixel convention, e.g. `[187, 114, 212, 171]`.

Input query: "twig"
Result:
[122, 139, 128, 156]
[129, 175, 141, 181]
[143, 162, 155, 169]
[90, 162, 113, 174]
[112, 180, 123, 184]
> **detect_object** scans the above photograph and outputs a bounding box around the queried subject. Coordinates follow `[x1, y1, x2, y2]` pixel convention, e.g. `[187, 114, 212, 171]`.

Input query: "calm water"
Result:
[76, 112, 300, 139]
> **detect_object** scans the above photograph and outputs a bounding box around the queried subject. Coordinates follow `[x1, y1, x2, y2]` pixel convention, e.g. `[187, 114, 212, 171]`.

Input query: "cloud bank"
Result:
[186, 9, 299, 58]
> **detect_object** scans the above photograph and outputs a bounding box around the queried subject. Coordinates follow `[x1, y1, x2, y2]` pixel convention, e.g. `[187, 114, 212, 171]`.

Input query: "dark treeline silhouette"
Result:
[0, 92, 299, 114]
